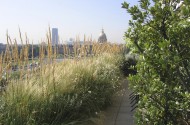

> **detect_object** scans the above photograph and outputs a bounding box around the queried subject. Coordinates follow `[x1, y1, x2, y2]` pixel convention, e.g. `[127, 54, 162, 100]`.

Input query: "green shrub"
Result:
[119, 53, 138, 76]
[123, 0, 190, 124]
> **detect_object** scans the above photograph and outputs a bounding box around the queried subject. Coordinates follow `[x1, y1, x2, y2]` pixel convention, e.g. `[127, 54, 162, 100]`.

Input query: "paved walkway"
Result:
[103, 79, 135, 125]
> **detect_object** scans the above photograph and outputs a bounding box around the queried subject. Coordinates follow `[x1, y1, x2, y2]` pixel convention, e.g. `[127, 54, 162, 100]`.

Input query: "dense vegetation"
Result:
[0, 31, 126, 125]
[0, 53, 124, 125]
[122, 0, 190, 124]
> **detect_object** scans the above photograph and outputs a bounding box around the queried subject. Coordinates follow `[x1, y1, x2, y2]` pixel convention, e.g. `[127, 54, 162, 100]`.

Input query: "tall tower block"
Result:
[52, 28, 58, 46]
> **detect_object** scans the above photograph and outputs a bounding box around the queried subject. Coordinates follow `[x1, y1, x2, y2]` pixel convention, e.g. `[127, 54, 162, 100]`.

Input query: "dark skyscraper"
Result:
[52, 28, 58, 45]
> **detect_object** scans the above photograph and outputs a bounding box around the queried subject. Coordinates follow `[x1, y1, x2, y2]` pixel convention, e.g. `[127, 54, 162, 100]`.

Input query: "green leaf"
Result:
[121, 2, 129, 9]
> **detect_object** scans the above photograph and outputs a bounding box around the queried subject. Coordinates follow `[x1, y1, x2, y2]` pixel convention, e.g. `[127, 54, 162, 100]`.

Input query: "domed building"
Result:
[98, 29, 107, 43]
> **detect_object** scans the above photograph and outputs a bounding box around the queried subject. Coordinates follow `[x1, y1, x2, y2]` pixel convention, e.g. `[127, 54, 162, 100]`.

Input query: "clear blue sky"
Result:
[0, 0, 138, 44]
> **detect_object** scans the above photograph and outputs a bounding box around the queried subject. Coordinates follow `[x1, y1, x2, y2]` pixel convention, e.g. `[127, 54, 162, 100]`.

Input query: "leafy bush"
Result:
[119, 53, 138, 76]
[123, 0, 190, 124]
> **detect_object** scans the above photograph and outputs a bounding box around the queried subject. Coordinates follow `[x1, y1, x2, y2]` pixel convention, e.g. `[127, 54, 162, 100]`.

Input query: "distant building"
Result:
[41, 42, 47, 46]
[66, 38, 75, 45]
[98, 29, 107, 43]
[65, 38, 92, 45]
[52, 28, 58, 45]
[0, 43, 6, 54]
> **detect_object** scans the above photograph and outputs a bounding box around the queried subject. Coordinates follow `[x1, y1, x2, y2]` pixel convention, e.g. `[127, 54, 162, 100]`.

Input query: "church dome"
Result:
[98, 29, 107, 43]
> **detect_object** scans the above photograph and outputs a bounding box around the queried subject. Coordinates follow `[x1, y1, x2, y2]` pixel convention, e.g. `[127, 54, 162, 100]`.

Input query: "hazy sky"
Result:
[0, 0, 138, 44]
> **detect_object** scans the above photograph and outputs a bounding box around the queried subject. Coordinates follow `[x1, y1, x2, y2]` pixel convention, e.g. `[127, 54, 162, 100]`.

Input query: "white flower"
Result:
[161, 4, 165, 9]
[176, 101, 179, 105]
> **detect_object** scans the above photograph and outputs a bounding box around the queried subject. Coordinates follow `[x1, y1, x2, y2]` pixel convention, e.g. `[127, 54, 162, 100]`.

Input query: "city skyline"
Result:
[0, 0, 138, 44]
